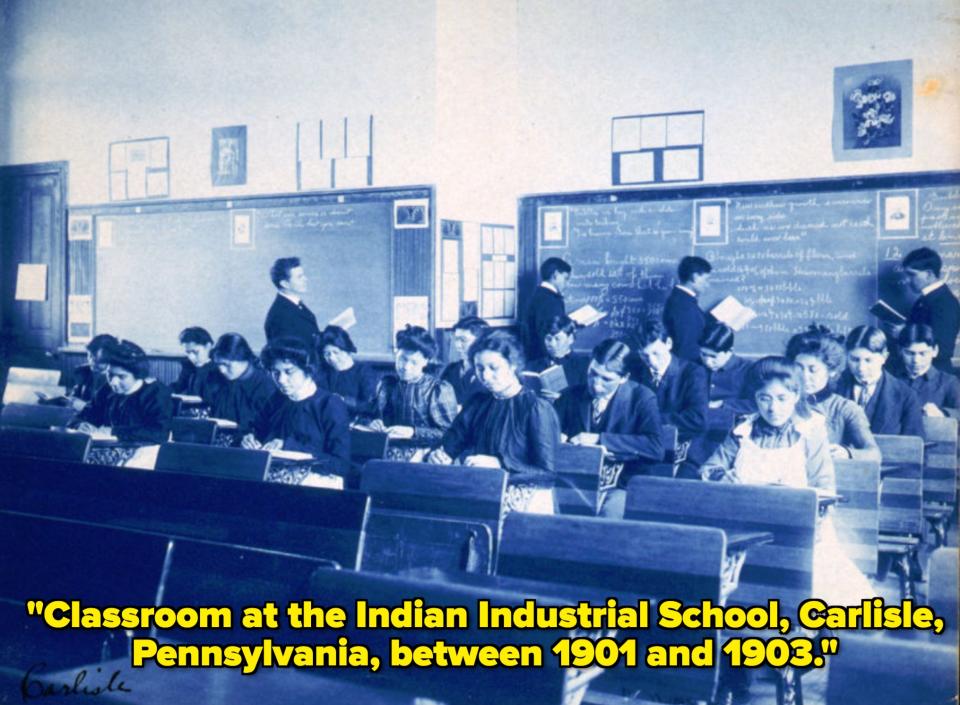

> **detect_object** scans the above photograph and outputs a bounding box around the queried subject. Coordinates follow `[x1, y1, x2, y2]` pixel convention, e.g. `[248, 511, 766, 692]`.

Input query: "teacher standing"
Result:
[264, 257, 320, 346]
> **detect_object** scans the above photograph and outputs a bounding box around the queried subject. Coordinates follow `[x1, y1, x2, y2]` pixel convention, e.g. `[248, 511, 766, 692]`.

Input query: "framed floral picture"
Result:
[832, 59, 912, 161]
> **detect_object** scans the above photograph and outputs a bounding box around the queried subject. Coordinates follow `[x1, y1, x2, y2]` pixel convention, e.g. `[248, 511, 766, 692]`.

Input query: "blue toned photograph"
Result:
[833, 59, 912, 161]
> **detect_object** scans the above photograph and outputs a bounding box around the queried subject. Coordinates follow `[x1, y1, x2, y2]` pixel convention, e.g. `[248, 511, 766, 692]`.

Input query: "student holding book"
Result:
[901, 247, 960, 371]
[522, 257, 570, 360]
[835, 325, 923, 437]
[241, 337, 350, 475]
[316, 325, 378, 417]
[700, 356, 873, 604]
[786, 324, 880, 461]
[663, 256, 712, 362]
[555, 339, 663, 518]
[36, 333, 118, 410]
[208, 333, 283, 440]
[263, 257, 320, 346]
[440, 315, 489, 407]
[429, 331, 560, 514]
[698, 321, 754, 414]
[897, 324, 960, 418]
[171, 327, 224, 401]
[370, 326, 458, 461]
[74, 339, 174, 443]
[633, 319, 708, 467]
[525, 314, 590, 398]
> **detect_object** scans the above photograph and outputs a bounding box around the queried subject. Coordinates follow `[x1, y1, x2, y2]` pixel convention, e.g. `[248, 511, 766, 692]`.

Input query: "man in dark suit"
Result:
[522, 257, 571, 360]
[662, 255, 712, 362]
[632, 320, 708, 476]
[264, 257, 320, 346]
[901, 248, 959, 372]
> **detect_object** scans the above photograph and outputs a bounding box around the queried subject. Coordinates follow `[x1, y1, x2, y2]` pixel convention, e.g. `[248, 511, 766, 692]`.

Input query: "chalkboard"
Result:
[519, 172, 960, 356]
[70, 187, 434, 356]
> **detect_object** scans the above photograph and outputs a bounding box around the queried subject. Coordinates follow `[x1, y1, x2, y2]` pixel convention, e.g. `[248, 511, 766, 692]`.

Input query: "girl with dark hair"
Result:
[316, 325, 378, 417]
[207, 333, 283, 439]
[441, 316, 490, 406]
[69, 333, 119, 404]
[241, 337, 350, 480]
[835, 325, 923, 436]
[700, 356, 873, 633]
[786, 324, 880, 461]
[526, 314, 589, 397]
[371, 326, 457, 460]
[698, 321, 754, 414]
[897, 324, 960, 418]
[171, 326, 223, 400]
[429, 331, 560, 514]
[555, 339, 664, 517]
[74, 339, 173, 443]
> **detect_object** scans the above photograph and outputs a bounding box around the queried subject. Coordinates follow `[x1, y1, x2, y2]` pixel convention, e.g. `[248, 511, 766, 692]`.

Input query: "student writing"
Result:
[207, 333, 283, 440]
[897, 323, 960, 419]
[171, 326, 224, 402]
[316, 325, 378, 418]
[440, 315, 490, 407]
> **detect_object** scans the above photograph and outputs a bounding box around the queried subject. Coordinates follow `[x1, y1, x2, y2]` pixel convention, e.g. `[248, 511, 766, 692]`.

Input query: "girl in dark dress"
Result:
[68, 333, 119, 406]
[171, 327, 224, 403]
[75, 339, 173, 443]
[525, 314, 589, 399]
[897, 324, 960, 419]
[555, 339, 664, 518]
[371, 326, 458, 461]
[429, 331, 560, 514]
[440, 316, 489, 408]
[241, 337, 351, 481]
[208, 333, 283, 441]
[316, 325, 378, 418]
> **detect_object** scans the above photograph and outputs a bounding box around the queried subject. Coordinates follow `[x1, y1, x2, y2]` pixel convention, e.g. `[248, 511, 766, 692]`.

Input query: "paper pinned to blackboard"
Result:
[710, 296, 757, 331]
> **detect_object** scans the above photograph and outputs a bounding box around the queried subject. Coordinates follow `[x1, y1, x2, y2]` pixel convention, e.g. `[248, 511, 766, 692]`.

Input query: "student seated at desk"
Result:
[700, 356, 873, 604]
[208, 333, 282, 438]
[370, 326, 457, 461]
[440, 315, 490, 407]
[836, 325, 923, 437]
[74, 340, 173, 443]
[633, 319, 708, 459]
[897, 324, 960, 419]
[171, 327, 224, 401]
[525, 314, 589, 399]
[316, 325, 378, 417]
[241, 337, 350, 474]
[786, 324, 880, 461]
[698, 321, 754, 414]
[428, 331, 560, 515]
[555, 339, 663, 517]
[38, 334, 118, 410]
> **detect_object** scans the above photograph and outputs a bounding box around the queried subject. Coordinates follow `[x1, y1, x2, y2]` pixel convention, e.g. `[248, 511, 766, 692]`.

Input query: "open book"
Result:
[568, 305, 607, 327]
[521, 364, 569, 394]
[869, 300, 907, 325]
[710, 296, 757, 332]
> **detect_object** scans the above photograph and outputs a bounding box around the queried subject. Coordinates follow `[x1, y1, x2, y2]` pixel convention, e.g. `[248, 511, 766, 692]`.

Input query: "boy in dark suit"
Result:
[901, 247, 959, 372]
[522, 257, 571, 360]
[632, 319, 708, 470]
[264, 257, 320, 346]
[662, 256, 712, 362]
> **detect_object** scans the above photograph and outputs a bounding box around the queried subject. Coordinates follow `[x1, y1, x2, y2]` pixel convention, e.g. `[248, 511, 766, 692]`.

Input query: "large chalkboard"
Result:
[519, 172, 960, 356]
[70, 187, 434, 356]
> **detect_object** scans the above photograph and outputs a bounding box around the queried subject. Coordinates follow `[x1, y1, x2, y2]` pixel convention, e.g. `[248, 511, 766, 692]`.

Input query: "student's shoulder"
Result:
[675, 357, 707, 381]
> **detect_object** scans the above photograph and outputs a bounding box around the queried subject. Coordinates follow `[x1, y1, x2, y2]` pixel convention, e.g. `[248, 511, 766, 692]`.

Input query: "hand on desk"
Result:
[76, 422, 107, 435]
[241, 434, 281, 451]
[709, 400, 724, 410]
[463, 454, 501, 468]
[569, 432, 601, 447]
[829, 443, 852, 459]
[922, 403, 945, 418]
[426, 448, 452, 465]
[385, 425, 415, 440]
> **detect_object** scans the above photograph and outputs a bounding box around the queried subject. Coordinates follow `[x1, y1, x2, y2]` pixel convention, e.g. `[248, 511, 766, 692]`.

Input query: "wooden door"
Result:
[0, 162, 68, 358]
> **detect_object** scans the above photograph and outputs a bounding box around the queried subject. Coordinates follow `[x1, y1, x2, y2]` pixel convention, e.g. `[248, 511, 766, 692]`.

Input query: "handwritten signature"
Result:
[20, 662, 131, 701]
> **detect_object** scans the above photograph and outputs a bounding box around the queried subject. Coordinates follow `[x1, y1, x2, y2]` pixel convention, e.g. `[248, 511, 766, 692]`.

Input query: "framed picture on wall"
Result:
[211, 125, 247, 186]
[833, 59, 912, 161]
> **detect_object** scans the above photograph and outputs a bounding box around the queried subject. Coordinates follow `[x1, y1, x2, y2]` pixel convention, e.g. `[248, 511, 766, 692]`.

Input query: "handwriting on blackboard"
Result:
[260, 207, 358, 231]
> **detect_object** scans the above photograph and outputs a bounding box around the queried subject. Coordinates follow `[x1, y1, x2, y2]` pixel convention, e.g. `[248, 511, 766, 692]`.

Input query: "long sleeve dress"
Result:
[700, 413, 874, 604]
[77, 380, 174, 444]
[316, 362, 379, 417]
[262, 388, 351, 483]
[376, 374, 458, 460]
[207, 364, 283, 443]
[441, 388, 561, 513]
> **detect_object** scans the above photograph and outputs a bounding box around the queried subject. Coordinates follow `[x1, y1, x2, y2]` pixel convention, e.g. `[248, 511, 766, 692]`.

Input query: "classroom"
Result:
[0, 1, 958, 704]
